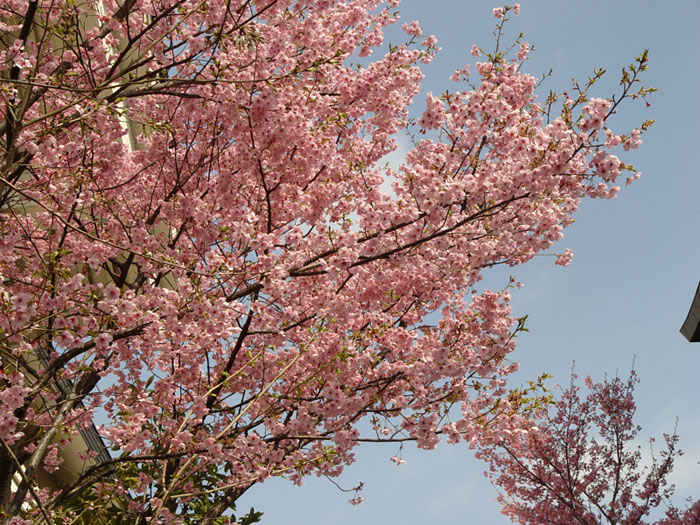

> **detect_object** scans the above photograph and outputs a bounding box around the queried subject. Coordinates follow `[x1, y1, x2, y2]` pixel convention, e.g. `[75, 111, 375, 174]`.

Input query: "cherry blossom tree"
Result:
[0, 1, 653, 523]
[476, 371, 700, 525]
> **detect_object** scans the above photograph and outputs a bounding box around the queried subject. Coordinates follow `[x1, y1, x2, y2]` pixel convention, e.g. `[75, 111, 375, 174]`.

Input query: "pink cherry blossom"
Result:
[555, 248, 574, 266]
[475, 371, 699, 524]
[402, 20, 423, 37]
[0, 1, 652, 522]
[390, 456, 407, 465]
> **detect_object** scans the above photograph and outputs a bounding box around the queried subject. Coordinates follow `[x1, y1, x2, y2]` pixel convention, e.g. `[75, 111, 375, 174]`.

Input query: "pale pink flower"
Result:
[401, 20, 422, 37]
[10, 293, 30, 310]
[104, 283, 120, 301]
[390, 456, 407, 465]
[555, 248, 574, 266]
[516, 42, 530, 60]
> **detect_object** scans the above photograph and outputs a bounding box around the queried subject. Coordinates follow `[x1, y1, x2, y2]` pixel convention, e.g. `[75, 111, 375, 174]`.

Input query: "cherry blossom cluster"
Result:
[0, 1, 652, 522]
[475, 371, 700, 524]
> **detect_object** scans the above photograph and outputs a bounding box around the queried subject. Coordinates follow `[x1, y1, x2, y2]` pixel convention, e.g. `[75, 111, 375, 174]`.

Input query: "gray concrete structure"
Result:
[680, 281, 700, 342]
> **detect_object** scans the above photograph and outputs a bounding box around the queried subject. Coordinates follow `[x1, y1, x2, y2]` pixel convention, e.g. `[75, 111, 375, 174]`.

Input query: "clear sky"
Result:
[240, 2, 700, 523]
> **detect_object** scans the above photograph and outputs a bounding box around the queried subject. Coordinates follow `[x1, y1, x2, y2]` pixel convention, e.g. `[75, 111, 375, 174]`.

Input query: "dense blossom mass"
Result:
[0, 1, 653, 523]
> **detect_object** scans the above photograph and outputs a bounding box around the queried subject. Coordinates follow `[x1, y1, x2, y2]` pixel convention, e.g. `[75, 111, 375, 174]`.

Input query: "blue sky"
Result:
[241, 2, 700, 523]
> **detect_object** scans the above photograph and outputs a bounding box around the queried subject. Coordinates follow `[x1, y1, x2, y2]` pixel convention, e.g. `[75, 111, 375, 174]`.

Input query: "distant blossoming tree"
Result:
[0, 1, 653, 523]
[476, 371, 700, 524]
